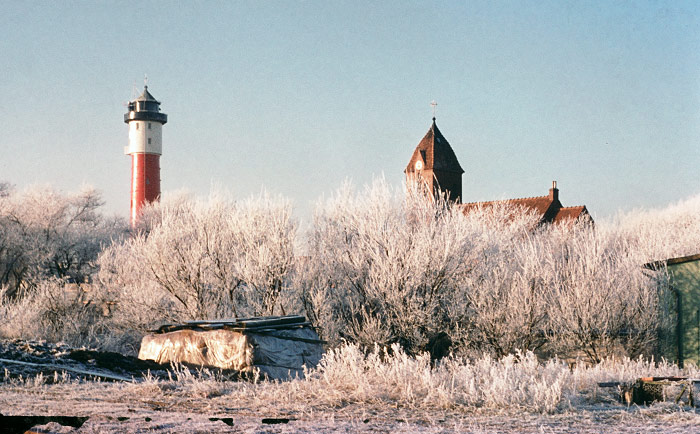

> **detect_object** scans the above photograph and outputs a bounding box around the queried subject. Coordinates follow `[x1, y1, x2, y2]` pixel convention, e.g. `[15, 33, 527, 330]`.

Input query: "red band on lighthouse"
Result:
[130, 153, 161, 226]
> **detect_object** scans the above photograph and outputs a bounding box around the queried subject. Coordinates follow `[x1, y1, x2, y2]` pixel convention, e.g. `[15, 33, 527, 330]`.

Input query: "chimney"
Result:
[549, 180, 559, 202]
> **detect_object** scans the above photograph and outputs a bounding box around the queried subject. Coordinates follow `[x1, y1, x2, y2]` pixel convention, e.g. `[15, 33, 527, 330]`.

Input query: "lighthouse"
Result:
[124, 86, 167, 227]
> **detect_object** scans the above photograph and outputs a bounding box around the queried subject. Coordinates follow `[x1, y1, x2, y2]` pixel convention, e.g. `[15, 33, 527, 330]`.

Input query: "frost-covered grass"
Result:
[10, 343, 698, 415]
[1, 344, 699, 433]
[235, 344, 699, 415]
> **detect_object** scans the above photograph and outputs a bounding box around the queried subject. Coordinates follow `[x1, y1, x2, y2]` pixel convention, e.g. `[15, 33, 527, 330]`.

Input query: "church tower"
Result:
[124, 85, 167, 227]
[405, 117, 464, 203]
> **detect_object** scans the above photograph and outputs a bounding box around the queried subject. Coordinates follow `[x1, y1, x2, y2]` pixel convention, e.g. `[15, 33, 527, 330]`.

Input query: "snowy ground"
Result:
[2, 384, 699, 434]
[1, 340, 699, 433]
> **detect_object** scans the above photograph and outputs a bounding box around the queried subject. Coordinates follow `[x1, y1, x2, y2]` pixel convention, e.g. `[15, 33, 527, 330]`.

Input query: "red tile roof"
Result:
[552, 206, 590, 224]
[460, 190, 591, 226]
[461, 195, 553, 215]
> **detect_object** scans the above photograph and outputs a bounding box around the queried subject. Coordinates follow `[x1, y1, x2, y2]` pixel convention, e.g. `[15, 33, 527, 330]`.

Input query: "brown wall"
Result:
[432, 170, 462, 203]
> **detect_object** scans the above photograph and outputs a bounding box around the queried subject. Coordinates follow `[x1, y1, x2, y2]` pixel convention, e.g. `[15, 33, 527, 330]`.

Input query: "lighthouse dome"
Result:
[124, 86, 168, 124]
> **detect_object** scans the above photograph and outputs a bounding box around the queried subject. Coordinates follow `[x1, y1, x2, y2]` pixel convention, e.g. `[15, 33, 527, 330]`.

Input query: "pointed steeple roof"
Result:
[405, 118, 464, 174]
[134, 85, 159, 102]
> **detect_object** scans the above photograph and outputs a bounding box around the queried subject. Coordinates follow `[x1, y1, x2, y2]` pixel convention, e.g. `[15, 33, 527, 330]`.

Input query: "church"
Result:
[405, 117, 592, 225]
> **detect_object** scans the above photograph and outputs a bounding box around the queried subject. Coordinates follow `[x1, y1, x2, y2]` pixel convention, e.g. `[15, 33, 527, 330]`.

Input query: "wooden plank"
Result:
[226, 322, 314, 332]
[180, 315, 307, 328]
[152, 315, 309, 334]
[184, 318, 238, 325]
[0, 358, 134, 382]
[183, 315, 305, 327]
[640, 376, 687, 382]
[236, 315, 306, 329]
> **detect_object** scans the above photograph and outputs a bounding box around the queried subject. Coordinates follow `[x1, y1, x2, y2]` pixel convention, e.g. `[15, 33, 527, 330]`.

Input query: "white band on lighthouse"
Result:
[125, 121, 163, 155]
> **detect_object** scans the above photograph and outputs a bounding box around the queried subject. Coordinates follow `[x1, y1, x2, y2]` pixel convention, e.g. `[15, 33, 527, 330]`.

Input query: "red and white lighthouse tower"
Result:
[124, 86, 167, 227]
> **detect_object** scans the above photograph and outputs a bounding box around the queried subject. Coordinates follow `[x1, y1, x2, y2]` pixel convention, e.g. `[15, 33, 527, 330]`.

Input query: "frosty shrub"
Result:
[301, 345, 700, 413]
[302, 180, 462, 352]
[175, 344, 698, 415]
[459, 219, 666, 361]
[301, 179, 550, 356]
[451, 212, 553, 357]
[306, 343, 569, 413]
[1, 176, 696, 360]
[96, 190, 300, 336]
[543, 226, 661, 362]
[609, 194, 700, 262]
[301, 179, 676, 361]
[0, 184, 126, 296]
[0, 278, 107, 348]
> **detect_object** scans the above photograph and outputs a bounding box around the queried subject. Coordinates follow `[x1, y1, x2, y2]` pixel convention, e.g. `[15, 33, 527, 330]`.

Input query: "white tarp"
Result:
[139, 329, 253, 372]
[138, 326, 324, 380]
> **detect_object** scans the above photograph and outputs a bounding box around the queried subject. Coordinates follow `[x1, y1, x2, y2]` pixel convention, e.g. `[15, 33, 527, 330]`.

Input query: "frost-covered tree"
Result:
[1, 176, 694, 360]
[543, 226, 661, 362]
[609, 194, 700, 262]
[455, 227, 552, 358]
[301, 179, 678, 361]
[0, 277, 108, 348]
[96, 191, 299, 329]
[540, 195, 700, 362]
[301, 180, 548, 355]
[0, 184, 126, 296]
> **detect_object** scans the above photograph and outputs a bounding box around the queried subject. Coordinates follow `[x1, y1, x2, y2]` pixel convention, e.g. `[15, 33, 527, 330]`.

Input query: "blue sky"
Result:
[1, 1, 698, 222]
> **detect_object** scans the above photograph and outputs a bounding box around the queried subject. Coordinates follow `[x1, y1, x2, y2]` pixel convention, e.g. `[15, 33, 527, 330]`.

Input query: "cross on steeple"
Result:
[430, 100, 437, 120]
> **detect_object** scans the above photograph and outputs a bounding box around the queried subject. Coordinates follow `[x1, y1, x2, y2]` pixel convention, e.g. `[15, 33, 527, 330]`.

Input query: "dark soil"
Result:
[0, 339, 172, 382]
[66, 349, 167, 375]
[0, 339, 253, 383]
[0, 414, 88, 434]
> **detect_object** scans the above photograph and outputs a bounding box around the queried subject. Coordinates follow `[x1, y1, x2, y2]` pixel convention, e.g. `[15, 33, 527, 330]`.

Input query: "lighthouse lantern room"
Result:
[124, 85, 167, 227]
